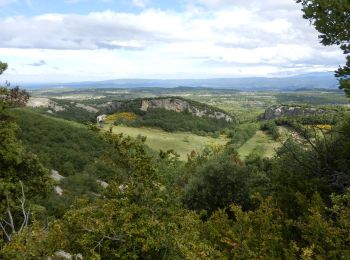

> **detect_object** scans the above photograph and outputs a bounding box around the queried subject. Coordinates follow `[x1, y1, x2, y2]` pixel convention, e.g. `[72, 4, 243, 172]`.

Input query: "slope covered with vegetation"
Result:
[102, 97, 234, 134]
[1, 1, 350, 258]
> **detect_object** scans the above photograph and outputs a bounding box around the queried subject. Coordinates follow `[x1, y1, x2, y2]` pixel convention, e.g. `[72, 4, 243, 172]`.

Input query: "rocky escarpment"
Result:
[141, 98, 232, 122]
[27, 97, 98, 113]
[102, 97, 232, 122]
[260, 105, 333, 120]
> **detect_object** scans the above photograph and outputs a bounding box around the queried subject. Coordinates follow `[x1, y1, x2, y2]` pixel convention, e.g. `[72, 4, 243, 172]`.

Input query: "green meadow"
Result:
[104, 124, 228, 160]
[238, 130, 281, 159]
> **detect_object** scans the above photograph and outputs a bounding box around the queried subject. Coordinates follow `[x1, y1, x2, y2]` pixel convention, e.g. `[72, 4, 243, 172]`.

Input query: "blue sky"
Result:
[0, 0, 345, 84]
[0, 0, 183, 16]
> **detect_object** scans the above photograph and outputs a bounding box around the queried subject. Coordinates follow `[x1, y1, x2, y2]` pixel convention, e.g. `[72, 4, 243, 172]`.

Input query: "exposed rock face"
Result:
[46, 250, 83, 260]
[99, 101, 124, 111]
[261, 105, 331, 120]
[50, 170, 65, 182]
[54, 186, 63, 196]
[27, 97, 65, 112]
[75, 103, 98, 113]
[97, 179, 109, 189]
[141, 98, 232, 122]
[27, 97, 98, 113]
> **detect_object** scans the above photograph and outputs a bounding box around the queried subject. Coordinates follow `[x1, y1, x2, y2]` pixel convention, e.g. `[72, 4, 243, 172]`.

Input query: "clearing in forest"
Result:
[103, 124, 228, 160]
[238, 130, 282, 159]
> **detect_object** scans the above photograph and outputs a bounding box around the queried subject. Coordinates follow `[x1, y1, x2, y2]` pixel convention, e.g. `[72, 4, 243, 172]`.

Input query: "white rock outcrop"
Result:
[140, 98, 232, 122]
[50, 170, 65, 182]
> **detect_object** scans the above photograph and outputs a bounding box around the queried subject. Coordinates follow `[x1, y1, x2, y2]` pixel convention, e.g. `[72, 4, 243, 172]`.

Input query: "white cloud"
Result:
[132, 0, 148, 8]
[0, 0, 345, 82]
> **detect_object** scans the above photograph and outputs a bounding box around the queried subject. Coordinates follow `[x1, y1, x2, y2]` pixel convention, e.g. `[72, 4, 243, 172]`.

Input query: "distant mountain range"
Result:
[25, 72, 340, 91]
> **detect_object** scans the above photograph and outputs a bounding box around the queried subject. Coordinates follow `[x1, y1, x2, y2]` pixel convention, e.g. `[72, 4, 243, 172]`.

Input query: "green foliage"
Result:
[227, 123, 258, 147]
[261, 121, 280, 140]
[276, 92, 349, 105]
[269, 118, 350, 218]
[203, 196, 290, 259]
[1, 61, 350, 258]
[297, 0, 350, 98]
[0, 113, 349, 259]
[0, 118, 53, 213]
[0, 69, 53, 247]
[103, 97, 232, 134]
[183, 151, 251, 214]
[127, 108, 230, 134]
[50, 99, 97, 123]
[6, 109, 131, 217]
[274, 112, 344, 126]
[9, 109, 121, 178]
[291, 191, 350, 258]
[0, 61, 7, 75]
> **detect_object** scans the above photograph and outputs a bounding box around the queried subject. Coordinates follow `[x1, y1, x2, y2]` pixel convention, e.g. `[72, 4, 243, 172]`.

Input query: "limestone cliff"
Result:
[27, 97, 98, 113]
[140, 98, 232, 122]
[260, 105, 333, 120]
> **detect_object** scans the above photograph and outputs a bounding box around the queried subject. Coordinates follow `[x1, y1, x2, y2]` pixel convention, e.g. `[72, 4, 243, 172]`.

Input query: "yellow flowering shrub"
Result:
[315, 124, 332, 131]
[106, 112, 137, 123]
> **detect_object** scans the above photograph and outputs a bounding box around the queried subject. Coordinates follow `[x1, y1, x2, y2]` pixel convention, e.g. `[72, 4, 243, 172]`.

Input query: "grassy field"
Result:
[103, 124, 228, 160]
[238, 130, 281, 159]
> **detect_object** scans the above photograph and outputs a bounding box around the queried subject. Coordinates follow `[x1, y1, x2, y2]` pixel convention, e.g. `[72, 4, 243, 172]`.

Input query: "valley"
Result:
[2, 79, 350, 259]
[26, 87, 349, 161]
[1, 1, 350, 258]
[103, 124, 228, 160]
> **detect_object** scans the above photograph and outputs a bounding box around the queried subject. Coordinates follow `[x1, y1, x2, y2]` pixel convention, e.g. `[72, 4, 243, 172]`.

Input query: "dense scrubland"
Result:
[2, 74, 350, 259]
[1, 1, 350, 258]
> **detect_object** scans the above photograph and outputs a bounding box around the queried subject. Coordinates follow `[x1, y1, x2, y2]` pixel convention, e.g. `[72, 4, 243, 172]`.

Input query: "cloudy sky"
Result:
[0, 0, 345, 84]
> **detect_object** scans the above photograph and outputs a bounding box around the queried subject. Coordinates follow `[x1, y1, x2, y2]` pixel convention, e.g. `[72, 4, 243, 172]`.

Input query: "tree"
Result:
[182, 152, 251, 214]
[0, 63, 52, 246]
[296, 0, 350, 98]
[0, 62, 7, 75]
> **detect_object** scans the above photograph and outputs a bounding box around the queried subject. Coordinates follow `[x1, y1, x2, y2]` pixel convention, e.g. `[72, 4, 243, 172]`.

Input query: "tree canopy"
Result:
[0, 62, 7, 76]
[297, 0, 350, 98]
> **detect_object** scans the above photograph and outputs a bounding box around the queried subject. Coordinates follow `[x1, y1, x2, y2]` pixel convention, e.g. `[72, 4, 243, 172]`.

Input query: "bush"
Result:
[261, 121, 280, 140]
[127, 108, 231, 134]
[228, 123, 258, 147]
[182, 152, 250, 214]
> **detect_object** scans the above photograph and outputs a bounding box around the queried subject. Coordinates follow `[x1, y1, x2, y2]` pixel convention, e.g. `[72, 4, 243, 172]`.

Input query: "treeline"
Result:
[124, 108, 231, 134]
[226, 123, 258, 147]
[46, 99, 97, 123]
[273, 112, 344, 126]
[276, 93, 349, 105]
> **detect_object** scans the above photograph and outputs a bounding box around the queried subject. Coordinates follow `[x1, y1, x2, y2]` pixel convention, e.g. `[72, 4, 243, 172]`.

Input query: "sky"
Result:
[0, 0, 345, 84]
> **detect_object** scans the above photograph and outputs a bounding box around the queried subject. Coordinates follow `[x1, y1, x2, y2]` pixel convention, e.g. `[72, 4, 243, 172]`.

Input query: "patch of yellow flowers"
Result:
[106, 112, 137, 123]
[315, 124, 332, 131]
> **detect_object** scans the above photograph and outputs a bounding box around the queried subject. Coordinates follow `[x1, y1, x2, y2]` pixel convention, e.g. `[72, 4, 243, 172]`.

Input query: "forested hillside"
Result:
[1, 0, 350, 259]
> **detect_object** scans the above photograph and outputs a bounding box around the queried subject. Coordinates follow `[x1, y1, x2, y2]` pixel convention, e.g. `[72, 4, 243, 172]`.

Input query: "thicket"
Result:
[44, 99, 97, 123]
[260, 121, 280, 140]
[9, 109, 120, 178]
[124, 108, 231, 134]
[1, 110, 349, 259]
[273, 112, 344, 127]
[227, 123, 258, 147]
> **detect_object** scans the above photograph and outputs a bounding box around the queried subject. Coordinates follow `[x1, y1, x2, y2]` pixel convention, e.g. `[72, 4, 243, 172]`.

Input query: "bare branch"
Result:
[0, 221, 11, 241]
[7, 208, 15, 235]
[19, 181, 29, 233]
[1, 181, 31, 242]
